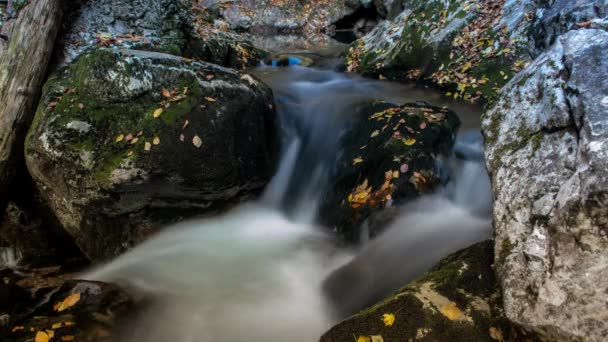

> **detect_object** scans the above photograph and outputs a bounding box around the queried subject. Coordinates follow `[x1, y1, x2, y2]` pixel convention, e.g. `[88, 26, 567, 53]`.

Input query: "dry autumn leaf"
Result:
[144, 142, 151, 151]
[64, 322, 75, 327]
[440, 303, 463, 320]
[357, 336, 370, 342]
[51, 323, 62, 329]
[53, 293, 80, 312]
[153, 108, 163, 118]
[153, 136, 160, 145]
[12, 326, 24, 332]
[489, 327, 504, 341]
[382, 313, 395, 327]
[370, 130, 380, 138]
[353, 157, 363, 165]
[115, 134, 125, 143]
[205, 97, 217, 102]
[35, 331, 49, 342]
[371, 336, 384, 342]
[192, 135, 203, 148]
[403, 138, 416, 146]
[162, 88, 172, 98]
[62, 336, 75, 341]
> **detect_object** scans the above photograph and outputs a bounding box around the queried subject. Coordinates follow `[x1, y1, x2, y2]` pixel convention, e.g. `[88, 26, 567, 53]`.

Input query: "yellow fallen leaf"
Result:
[162, 88, 172, 98]
[461, 62, 471, 73]
[153, 108, 163, 118]
[62, 336, 75, 341]
[12, 326, 24, 332]
[64, 322, 75, 327]
[192, 135, 203, 148]
[45, 330, 55, 339]
[382, 313, 395, 327]
[35, 331, 49, 342]
[489, 327, 504, 341]
[130, 137, 139, 144]
[357, 337, 371, 342]
[144, 142, 151, 151]
[53, 293, 80, 312]
[370, 130, 380, 138]
[115, 134, 124, 143]
[440, 303, 463, 320]
[392, 171, 399, 179]
[403, 138, 416, 146]
[153, 136, 160, 145]
[205, 97, 217, 102]
[371, 336, 384, 342]
[51, 323, 62, 329]
[353, 157, 363, 165]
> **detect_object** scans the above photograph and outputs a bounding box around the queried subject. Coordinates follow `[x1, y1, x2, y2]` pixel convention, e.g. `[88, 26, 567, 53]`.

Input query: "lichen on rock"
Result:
[25, 49, 277, 260]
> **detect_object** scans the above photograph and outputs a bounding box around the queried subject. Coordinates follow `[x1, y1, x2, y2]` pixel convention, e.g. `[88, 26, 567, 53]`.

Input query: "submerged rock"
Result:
[320, 102, 460, 239]
[483, 29, 608, 341]
[321, 241, 538, 342]
[25, 49, 277, 260]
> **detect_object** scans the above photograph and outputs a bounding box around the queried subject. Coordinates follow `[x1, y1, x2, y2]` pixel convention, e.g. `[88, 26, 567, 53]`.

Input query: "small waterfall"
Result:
[83, 57, 490, 341]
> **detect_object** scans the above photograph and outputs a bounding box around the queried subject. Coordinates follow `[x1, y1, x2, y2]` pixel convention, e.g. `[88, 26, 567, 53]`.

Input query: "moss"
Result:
[497, 238, 513, 267]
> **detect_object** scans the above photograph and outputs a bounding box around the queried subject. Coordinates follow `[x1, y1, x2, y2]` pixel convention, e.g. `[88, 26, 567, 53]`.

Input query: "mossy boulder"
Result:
[25, 49, 277, 261]
[320, 241, 539, 342]
[320, 102, 460, 239]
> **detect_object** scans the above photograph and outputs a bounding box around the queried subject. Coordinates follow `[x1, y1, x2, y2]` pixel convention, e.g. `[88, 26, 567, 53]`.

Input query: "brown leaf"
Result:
[192, 135, 203, 148]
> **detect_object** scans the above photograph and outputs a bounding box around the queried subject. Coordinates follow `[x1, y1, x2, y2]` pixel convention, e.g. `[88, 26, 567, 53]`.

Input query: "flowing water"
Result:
[83, 51, 492, 341]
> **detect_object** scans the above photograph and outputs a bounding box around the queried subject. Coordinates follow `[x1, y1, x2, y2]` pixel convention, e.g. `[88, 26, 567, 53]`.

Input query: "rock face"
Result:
[346, 0, 607, 102]
[321, 241, 537, 342]
[57, 0, 265, 69]
[202, 0, 362, 34]
[25, 49, 276, 260]
[320, 102, 460, 239]
[483, 29, 608, 341]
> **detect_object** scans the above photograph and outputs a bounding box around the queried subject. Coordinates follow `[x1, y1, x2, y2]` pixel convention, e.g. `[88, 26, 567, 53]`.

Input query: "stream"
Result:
[82, 48, 492, 342]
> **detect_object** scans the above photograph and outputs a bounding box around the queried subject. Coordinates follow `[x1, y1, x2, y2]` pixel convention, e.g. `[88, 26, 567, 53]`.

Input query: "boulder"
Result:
[483, 29, 608, 341]
[320, 102, 460, 239]
[345, 0, 607, 102]
[25, 49, 277, 261]
[321, 241, 538, 342]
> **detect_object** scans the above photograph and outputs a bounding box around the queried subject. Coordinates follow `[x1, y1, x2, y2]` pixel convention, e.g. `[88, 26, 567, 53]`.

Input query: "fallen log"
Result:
[0, 0, 63, 208]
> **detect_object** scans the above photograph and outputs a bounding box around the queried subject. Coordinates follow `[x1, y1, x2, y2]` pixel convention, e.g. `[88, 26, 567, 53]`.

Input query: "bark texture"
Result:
[0, 0, 63, 206]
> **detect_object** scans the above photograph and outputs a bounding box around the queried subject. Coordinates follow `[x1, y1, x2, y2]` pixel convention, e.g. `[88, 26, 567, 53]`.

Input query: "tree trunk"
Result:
[0, 0, 63, 208]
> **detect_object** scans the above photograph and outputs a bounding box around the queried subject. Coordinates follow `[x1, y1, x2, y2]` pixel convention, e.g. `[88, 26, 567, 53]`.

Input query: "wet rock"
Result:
[483, 29, 608, 341]
[321, 241, 539, 342]
[320, 101, 460, 240]
[0, 269, 133, 342]
[25, 49, 277, 261]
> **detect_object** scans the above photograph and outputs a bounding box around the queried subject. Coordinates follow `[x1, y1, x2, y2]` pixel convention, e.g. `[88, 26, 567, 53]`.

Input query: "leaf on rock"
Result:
[240, 74, 257, 86]
[382, 313, 395, 327]
[192, 135, 203, 148]
[53, 293, 80, 312]
[35, 331, 49, 342]
[403, 138, 416, 146]
[439, 303, 463, 320]
[153, 108, 163, 118]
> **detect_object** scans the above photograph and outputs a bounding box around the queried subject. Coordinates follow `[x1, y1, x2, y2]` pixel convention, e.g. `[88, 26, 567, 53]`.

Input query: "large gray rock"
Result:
[25, 49, 276, 261]
[483, 29, 608, 341]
